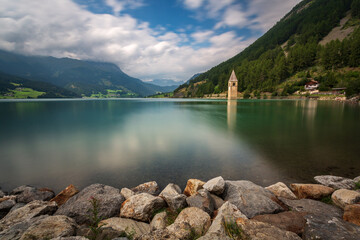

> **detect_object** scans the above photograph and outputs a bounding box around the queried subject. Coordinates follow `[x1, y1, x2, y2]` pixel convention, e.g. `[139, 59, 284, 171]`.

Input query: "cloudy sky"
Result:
[0, 0, 301, 82]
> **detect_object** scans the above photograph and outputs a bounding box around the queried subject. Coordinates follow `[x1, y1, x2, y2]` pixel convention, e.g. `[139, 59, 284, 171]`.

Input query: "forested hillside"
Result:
[175, 0, 360, 98]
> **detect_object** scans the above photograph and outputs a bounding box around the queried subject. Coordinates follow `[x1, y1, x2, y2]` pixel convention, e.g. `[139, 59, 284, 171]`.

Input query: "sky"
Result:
[0, 0, 301, 82]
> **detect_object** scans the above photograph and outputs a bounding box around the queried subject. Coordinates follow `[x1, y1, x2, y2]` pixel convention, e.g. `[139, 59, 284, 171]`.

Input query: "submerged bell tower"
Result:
[228, 70, 238, 100]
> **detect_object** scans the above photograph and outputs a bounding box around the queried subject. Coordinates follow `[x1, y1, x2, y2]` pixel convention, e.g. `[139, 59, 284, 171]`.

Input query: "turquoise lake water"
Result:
[0, 99, 359, 192]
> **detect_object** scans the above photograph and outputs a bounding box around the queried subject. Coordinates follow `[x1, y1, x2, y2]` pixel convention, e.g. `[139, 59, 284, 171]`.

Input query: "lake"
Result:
[0, 99, 359, 193]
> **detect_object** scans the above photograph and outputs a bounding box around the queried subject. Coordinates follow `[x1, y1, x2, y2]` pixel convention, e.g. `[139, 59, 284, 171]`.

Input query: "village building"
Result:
[305, 79, 319, 91]
[228, 70, 238, 100]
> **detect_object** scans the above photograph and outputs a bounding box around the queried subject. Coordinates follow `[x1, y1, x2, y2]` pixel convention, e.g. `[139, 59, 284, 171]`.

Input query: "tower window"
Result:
[233, 83, 236, 86]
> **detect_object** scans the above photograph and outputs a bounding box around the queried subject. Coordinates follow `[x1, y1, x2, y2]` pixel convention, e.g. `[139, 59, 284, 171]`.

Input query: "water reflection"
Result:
[0, 99, 359, 192]
[227, 100, 237, 130]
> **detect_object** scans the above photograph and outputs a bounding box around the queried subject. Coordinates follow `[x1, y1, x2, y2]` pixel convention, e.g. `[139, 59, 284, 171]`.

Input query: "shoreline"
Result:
[1, 175, 360, 239]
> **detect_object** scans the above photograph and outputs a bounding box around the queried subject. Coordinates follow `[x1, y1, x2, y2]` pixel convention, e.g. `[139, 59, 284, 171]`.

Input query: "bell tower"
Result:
[228, 70, 238, 100]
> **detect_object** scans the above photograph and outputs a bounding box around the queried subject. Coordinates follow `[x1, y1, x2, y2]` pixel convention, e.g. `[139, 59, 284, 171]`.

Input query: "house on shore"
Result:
[305, 80, 319, 91]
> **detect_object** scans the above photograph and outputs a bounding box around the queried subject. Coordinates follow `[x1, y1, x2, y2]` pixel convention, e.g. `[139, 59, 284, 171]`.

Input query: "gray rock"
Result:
[354, 176, 360, 183]
[0, 200, 57, 231]
[314, 175, 355, 190]
[120, 188, 135, 200]
[51, 237, 88, 240]
[0, 197, 16, 219]
[112, 238, 129, 240]
[11, 185, 55, 204]
[55, 184, 124, 225]
[279, 198, 343, 218]
[203, 176, 225, 195]
[186, 189, 214, 216]
[19, 215, 78, 240]
[131, 181, 160, 196]
[120, 193, 166, 222]
[331, 189, 360, 209]
[0, 215, 48, 240]
[265, 182, 297, 200]
[237, 218, 301, 240]
[204, 202, 247, 238]
[252, 211, 307, 235]
[223, 180, 283, 218]
[209, 194, 224, 210]
[159, 184, 187, 211]
[0, 198, 16, 212]
[167, 207, 211, 238]
[9, 203, 26, 213]
[100, 217, 150, 239]
[160, 183, 182, 196]
[0, 190, 4, 198]
[303, 214, 360, 240]
[150, 211, 168, 231]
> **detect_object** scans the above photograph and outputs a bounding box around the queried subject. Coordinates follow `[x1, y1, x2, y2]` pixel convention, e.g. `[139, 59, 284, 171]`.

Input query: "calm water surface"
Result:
[0, 99, 359, 192]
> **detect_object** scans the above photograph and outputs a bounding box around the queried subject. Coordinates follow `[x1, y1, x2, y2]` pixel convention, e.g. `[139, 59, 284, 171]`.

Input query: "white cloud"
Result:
[105, 0, 144, 15]
[0, 0, 255, 81]
[183, 0, 204, 9]
[191, 30, 214, 43]
[247, 0, 302, 31]
[215, 4, 247, 29]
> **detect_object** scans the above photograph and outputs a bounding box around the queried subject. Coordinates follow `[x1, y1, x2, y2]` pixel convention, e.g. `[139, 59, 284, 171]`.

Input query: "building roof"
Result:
[229, 70, 238, 82]
[305, 80, 318, 86]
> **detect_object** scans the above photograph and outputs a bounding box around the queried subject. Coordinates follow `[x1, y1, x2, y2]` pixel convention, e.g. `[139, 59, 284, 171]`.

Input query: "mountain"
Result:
[0, 50, 172, 97]
[175, 0, 360, 98]
[146, 79, 183, 87]
[0, 71, 80, 98]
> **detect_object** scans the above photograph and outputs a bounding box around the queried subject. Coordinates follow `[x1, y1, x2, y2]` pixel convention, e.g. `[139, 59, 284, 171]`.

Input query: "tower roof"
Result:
[229, 70, 238, 82]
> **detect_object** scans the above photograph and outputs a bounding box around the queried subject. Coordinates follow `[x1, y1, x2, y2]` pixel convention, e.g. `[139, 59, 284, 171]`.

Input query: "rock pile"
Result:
[0, 175, 359, 239]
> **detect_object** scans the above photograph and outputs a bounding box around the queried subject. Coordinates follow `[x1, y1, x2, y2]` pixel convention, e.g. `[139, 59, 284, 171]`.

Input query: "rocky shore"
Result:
[1, 175, 360, 240]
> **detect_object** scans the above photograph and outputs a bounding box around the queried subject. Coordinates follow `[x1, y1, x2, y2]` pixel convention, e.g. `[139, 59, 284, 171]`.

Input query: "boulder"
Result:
[19, 215, 78, 240]
[55, 184, 124, 225]
[0, 196, 17, 216]
[186, 189, 214, 215]
[9, 203, 26, 213]
[354, 176, 360, 183]
[167, 207, 211, 237]
[252, 211, 306, 235]
[203, 176, 225, 195]
[209, 194, 224, 210]
[265, 182, 297, 200]
[183, 179, 205, 197]
[159, 184, 187, 211]
[131, 181, 160, 196]
[314, 175, 355, 190]
[303, 214, 360, 240]
[236, 218, 301, 240]
[139, 225, 189, 240]
[50, 185, 79, 206]
[279, 198, 343, 218]
[120, 188, 135, 200]
[223, 180, 283, 218]
[150, 211, 168, 231]
[160, 183, 182, 196]
[0, 190, 4, 198]
[11, 186, 55, 204]
[51, 237, 88, 240]
[204, 201, 247, 238]
[290, 183, 334, 199]
[120, 193, 166, 222]
[343, 204, 360, 226]
[99, 217, 150, 238]
[0, 200, 57, 231]
[332, 189, 360, 209]
[0, 215, 48, 240]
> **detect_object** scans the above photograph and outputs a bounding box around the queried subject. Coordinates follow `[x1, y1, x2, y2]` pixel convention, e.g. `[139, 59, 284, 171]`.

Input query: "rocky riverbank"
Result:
[1, 175, 360, 240]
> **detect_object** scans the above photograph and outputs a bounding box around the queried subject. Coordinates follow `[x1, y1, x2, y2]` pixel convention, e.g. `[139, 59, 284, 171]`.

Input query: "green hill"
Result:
[0, 50, 174, 97]
[175, 0, 360, 99]
[0, 72, 80, 98]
